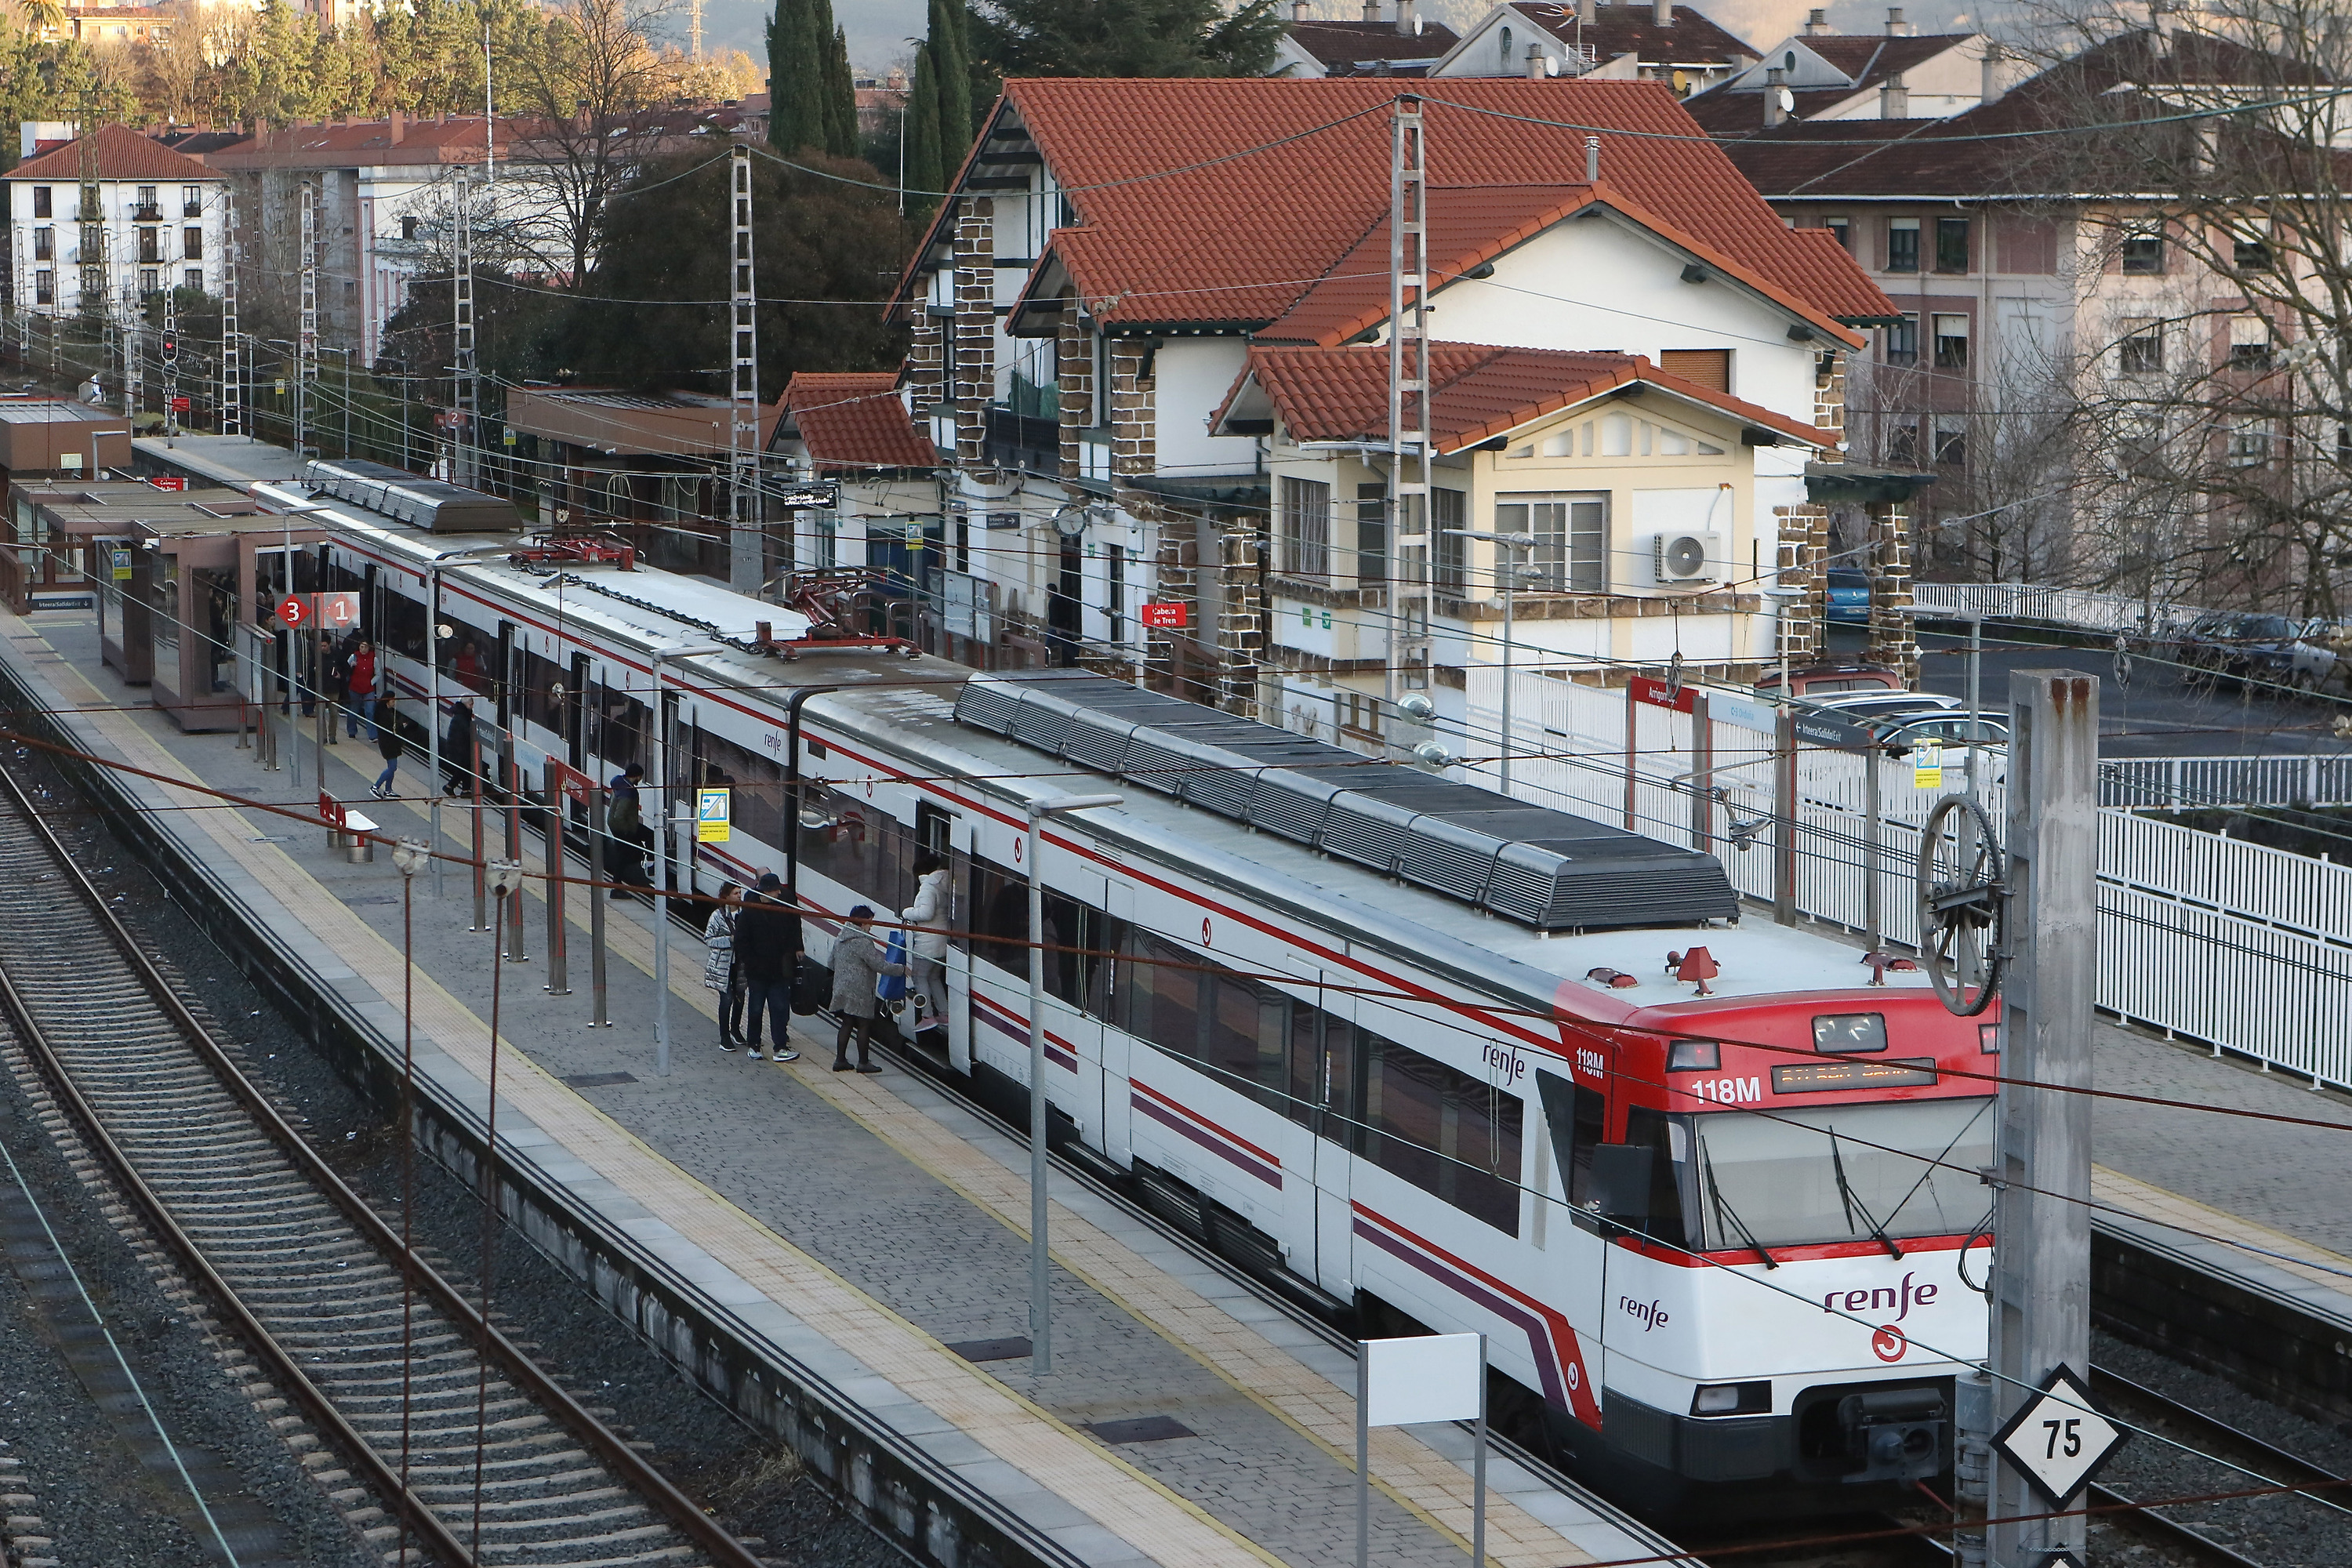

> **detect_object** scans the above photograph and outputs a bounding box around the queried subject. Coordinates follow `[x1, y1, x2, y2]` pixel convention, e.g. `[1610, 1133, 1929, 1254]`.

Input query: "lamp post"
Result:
[648, 640, 728, 1077]
[1445, 529, 1536, 793]
[1025, 790, 1123, 1374]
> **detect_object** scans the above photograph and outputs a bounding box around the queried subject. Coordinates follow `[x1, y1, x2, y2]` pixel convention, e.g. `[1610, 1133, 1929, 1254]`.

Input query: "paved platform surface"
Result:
[0, 604, 1675, 1568]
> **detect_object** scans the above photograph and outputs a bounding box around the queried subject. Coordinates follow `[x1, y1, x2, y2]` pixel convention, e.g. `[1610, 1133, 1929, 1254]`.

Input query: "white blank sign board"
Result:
[1363, 1334, 1483, 1427]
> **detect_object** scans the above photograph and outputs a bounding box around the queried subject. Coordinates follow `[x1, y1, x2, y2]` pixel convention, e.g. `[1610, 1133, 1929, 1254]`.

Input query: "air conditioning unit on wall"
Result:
[1653, 532, 1722, 584]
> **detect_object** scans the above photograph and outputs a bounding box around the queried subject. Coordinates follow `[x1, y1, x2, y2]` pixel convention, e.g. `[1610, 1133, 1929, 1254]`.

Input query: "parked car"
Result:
[2173, 611, 2304, 691]
[1810, 689, 1965, 721]
[1876, 710, 2011, 752]
[1825, 568, 1871, 626]
[1755, 661, 1905, 699]
[2289, 622, 2352, 697]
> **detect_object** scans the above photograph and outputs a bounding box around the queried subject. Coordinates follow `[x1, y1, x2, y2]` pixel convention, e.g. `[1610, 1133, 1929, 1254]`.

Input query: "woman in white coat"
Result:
[900, 853, 949, 1034]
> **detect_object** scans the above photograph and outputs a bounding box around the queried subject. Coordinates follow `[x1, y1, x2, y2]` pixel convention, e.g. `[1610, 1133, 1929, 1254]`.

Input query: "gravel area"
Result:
[0, 1034, 375, 1568]
[34, 753, 899, 1566]
[2093, 1327, 2352, 1566]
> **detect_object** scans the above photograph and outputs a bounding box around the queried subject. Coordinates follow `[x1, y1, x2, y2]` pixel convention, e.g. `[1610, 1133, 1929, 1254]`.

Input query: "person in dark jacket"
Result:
[731, 872, 802, 1062]
[604, 763, 648, 892]
[444, 699, 477, 795]
[370, 697, 404, 798]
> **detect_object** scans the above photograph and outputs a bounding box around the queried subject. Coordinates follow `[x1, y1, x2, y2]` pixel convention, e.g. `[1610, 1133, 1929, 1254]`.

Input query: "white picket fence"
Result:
[1466, 670, 2352, 1088]
[2100, 753, 2352, 810]
[1909, 581, 2202, 636]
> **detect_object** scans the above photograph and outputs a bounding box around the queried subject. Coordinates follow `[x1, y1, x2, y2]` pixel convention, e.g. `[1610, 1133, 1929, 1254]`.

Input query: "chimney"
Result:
[1526, 42, 1548, 78]
[1395, 0, 1414, 33]
[1880, 70, 1909, 117]
[1803, 6, 1831, 32]
[1292, 0, 1308, 20]
[1653, 0, 1671, 24]
[1584, 134, 1599, 181]
[1764, 66, 1787, 126]
[1578, 0, 1597, 22]
[1885, 5, 1908, 34]
[1979, 40, 2005, 103]
[1361, 0, 1378, 19]
[388, 108, 404, 142]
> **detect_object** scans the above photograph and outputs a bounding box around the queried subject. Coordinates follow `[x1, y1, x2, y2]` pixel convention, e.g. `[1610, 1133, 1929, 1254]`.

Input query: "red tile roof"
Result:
[8, 124, 217, 183]
[781, 372, 936, 470]
[952, 76, 1889, 340]
[1501, 1, 1759, 66]
[1221, 343, 1836, 452]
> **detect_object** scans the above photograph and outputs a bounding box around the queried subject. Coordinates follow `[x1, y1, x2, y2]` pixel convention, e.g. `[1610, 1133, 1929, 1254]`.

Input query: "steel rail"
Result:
[2090, 1365, 2352, 1512]
[0, 762, 768, 1568]
[2086, 1481, 2270, 1568]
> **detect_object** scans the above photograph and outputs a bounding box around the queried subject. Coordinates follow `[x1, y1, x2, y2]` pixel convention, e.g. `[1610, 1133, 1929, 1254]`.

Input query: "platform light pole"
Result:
[1025, 791, 1123, 1374]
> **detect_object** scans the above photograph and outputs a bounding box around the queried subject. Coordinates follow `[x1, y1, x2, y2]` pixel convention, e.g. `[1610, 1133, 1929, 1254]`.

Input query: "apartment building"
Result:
[2, 127, 227, 318]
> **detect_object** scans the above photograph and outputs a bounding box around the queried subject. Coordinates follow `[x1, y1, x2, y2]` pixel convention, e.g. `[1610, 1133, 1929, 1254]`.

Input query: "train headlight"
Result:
[1690, 1381, 1770, 1416]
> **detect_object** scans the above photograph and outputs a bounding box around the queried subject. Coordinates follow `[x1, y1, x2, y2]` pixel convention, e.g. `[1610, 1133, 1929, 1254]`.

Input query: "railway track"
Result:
[0, 768, 765, 1567]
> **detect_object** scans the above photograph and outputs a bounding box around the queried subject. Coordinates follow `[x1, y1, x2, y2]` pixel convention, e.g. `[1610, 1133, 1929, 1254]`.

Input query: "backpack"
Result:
[877, 929, 909, 1006]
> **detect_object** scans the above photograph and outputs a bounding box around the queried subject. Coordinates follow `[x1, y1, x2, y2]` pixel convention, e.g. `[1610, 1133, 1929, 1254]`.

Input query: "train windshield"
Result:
[1691, 1097, 1994, 1252]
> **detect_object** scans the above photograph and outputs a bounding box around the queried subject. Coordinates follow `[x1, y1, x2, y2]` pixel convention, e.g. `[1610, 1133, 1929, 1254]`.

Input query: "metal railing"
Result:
[1911, 581, 2205, 636]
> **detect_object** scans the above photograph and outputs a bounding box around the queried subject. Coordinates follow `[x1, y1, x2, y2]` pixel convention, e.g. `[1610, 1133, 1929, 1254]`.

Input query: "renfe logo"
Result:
[1621, 1295, 1668, 1330]
[1823, 1272, 1939, 1321]
[1483, 1042, 1527, 1083]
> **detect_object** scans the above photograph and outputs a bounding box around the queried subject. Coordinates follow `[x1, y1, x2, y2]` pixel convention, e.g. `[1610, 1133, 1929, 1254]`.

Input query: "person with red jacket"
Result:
[345, 640, 379, 741]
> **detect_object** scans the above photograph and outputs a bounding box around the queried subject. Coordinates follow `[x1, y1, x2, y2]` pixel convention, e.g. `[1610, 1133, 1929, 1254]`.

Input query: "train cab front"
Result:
[1541, 981, 1998, 1523]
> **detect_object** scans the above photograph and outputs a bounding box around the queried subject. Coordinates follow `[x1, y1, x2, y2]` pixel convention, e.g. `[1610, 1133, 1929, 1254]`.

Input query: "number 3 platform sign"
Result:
[1992, 1365, 2128, 1508]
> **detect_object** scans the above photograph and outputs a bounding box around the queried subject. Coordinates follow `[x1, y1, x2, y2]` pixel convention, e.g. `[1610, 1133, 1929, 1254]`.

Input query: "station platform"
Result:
[0, 607, 1682, 1568]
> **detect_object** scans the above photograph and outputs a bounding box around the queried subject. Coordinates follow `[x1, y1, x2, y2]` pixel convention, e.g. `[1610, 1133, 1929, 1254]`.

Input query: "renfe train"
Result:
[250, 459, 1997, 1519]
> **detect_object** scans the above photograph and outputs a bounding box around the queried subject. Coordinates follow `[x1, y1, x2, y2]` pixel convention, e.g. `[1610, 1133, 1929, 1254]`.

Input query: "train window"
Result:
[1690, 1098, 1994, 1250]
[1207, 971, 1290, 1112]
[1534, 1069, 1607, 1209]
[1812, 1014, 1887, 1054]
[383, 589, 426, 660]
[700, 731, 783, 848]
[1359, 1034, 1523, 1236]
[521, 650, 564, 735]
[1621, 1108, 1693, 1251]
[800, 785, 918, 916]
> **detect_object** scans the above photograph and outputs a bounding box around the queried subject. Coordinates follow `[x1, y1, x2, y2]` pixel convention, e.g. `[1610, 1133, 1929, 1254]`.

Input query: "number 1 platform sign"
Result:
[1992, 1365, 2128, 1508]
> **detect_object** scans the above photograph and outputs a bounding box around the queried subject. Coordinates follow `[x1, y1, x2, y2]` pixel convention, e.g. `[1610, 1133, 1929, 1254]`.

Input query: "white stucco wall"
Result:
[1152, 338, 1260, 478]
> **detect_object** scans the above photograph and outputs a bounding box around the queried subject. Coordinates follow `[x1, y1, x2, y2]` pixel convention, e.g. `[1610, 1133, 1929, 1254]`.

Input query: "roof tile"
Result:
[782, 372, 936, 470]
[8, 124, 219, 183]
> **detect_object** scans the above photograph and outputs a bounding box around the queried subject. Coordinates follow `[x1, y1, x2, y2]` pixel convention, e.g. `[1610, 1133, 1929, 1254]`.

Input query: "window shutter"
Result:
[1659, 349, 1730, 391]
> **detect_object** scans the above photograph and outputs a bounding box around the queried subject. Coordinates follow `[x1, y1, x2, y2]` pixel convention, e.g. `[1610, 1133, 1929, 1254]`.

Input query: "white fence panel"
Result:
[1463, 668, 2352, 1085]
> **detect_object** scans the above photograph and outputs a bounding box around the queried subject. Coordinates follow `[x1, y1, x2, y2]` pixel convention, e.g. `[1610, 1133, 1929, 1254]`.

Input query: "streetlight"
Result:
[1444, 529, 1537, 793]
[1025, 790, 1123, 1374]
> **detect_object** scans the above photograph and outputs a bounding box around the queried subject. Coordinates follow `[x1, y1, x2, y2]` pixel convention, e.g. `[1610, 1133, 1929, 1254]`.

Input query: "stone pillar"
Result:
[1056, 318, 1091, 482]
[1108, 339, 1153, 477]
[1773, 502, 1830, 667]
[952, 198, 994, 469]
[1864, 499, 1920, 682]
[906, 316, 945, 407]
[1214, 514, 1263, 717]
[1813, 350, 1847, 449]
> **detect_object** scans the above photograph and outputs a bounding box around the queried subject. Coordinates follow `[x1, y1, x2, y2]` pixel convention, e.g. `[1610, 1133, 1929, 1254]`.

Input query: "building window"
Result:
[33, 270, 52, 306]
[401, 214, 419, 241]
[1498, 24, 1513, 71]
[1887, 420, 1918, 464]
[1498, 492, 1606, 594]
[139, 268, 158, 296]
[1106, 546, 1126, 641]
[1434, 487, 1468, 596]
[184, 267, 201, 292]
[1932, 313, 1969, 370]
[1824, 216, 1851, 252]
[2234, 226, 2272, 271]
[1886, 217, 1919, 273]
[1337, 690, 1382, 740]
[1934, 420, 1967, 466]
[31, 228, 51, 261]
[2121, 225, 2163, 273]
[1356, 483, 1387, 586]
[1886, 314, 1918, 365]
[2228, 314, 2270, 371]
[2227, 419, 2270, 466]
[182, 185, 201, 217]
[2118, 319, 2165, 376]
[137, 228, 160, 263]
[182, 226, 201, 260]
[1935, 216, 1970, 274]
[134, 185, 158, 219]
[31, 187, 50, 219]
[1278, 475, 1330, 580]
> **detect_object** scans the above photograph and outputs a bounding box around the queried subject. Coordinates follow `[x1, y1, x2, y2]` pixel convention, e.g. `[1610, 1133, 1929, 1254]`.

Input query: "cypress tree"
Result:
[822, 23, 857, 158]
[766, 0, 818, 153]
[903, 41, 945, 209]
[929, 0, 975, 152]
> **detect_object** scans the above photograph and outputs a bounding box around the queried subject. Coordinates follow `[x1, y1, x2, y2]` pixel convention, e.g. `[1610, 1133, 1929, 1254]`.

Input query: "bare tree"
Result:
[507, 0, 685, 286]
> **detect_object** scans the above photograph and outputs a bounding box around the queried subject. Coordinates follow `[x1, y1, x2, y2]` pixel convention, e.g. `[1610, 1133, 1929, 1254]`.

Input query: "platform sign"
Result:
[1710, 692, 1779, 734]
[695, 787, 731, 843]
[169, 397, 191, 412]
[1628, 674, 1695, 713]
[1911, 740, 1943, 789]
[318, 590, 361, 630]
[1791, 709, 1882, 753]
[147, 474, 187, 492]
[1140, 602, 1188, 629]
[110, 548, 132, 583]
[1992, 1367, 2127, 1508]
[278, 594, 310, 628]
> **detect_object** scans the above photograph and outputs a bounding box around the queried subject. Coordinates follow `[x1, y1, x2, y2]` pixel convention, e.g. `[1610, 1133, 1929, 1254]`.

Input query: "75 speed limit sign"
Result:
[1992, 1365, 2129, 1508]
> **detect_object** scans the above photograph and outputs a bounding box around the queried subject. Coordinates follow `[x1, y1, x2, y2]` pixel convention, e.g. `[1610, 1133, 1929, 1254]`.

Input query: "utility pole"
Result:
[221, 186, 241, 437]
[78, 118, 106, 385]
[1982, 670, 2102, 1568]
[1385, 95, 1431, 723]
[162, 279, 179, 439]
[298, 177, 318, 457]
[726, 145, 762, 594]
[452, 169, 479, 488]
[120, 285, 139, 419]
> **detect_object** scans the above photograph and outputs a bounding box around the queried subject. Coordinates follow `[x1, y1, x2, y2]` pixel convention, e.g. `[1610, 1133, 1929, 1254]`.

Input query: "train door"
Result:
[1534, 1042, 1617, 1410]
[567, 652, 591, 771]
[1036, 860, 1106, 1149]
[495, 619, 515, 731]
[1095, 878, 1135, 1164]
[1306, 977, 1359, 1297]
[910, 801, 965, 1069]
